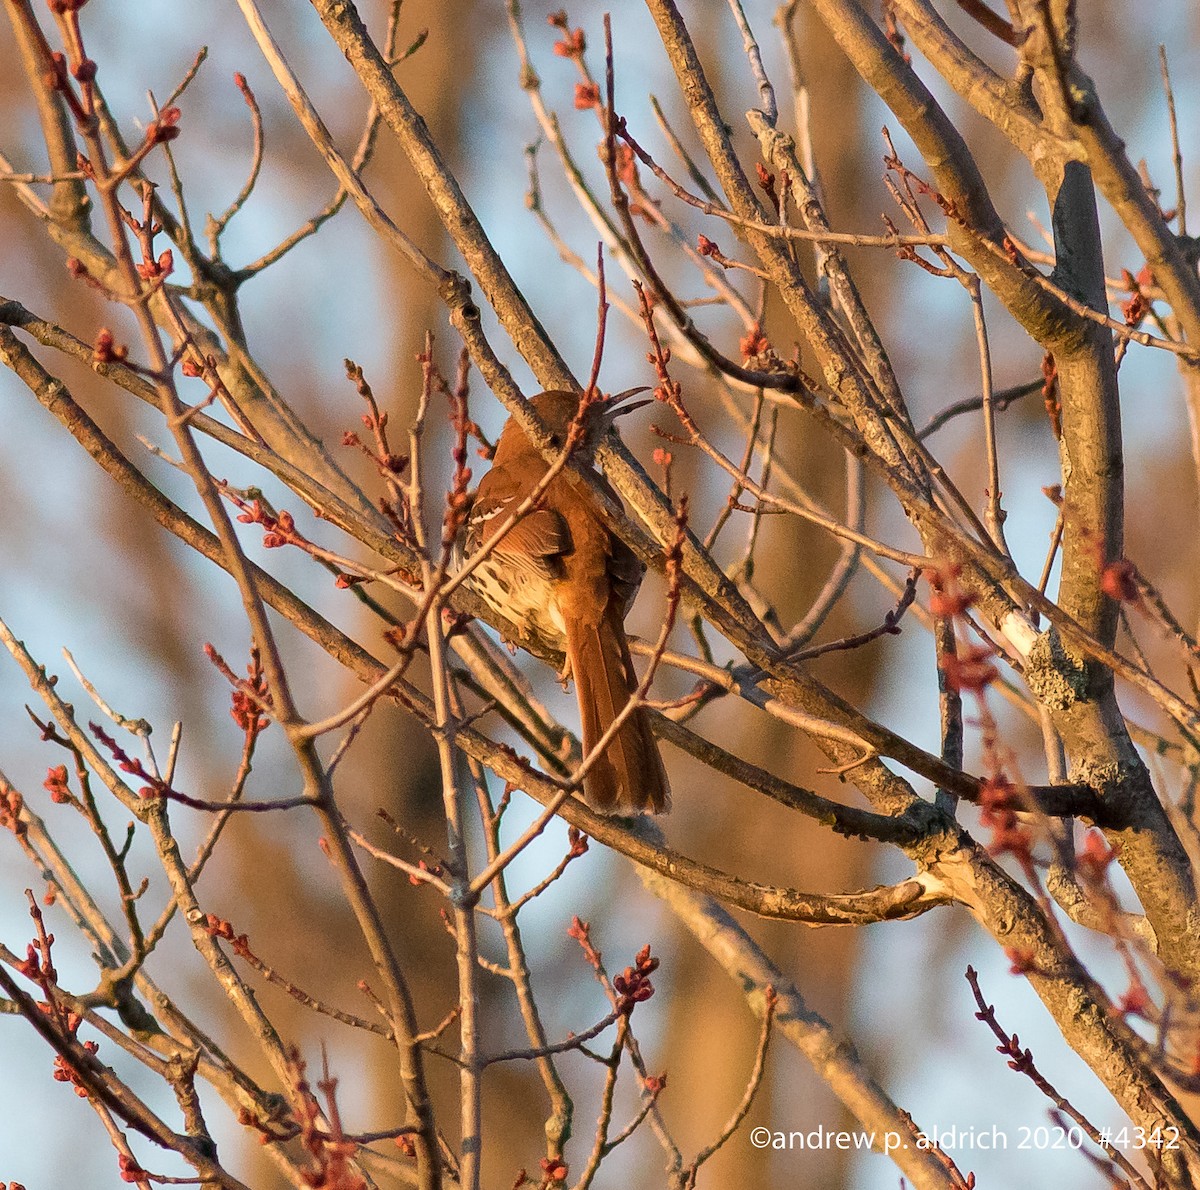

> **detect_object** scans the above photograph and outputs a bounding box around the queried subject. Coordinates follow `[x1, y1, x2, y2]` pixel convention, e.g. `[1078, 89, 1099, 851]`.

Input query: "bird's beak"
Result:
[602, 386, 654, 419]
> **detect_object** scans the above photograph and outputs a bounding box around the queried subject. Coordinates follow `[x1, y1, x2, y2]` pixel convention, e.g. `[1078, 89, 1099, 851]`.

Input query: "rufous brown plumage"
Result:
[465, 391, 669, 814]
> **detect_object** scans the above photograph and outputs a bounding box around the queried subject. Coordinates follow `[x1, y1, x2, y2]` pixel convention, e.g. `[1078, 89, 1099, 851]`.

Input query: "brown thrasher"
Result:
[465, 390, 670, 814]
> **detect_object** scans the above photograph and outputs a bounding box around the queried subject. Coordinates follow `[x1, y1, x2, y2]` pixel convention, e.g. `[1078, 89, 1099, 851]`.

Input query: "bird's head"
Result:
[495, 388, 653, 460]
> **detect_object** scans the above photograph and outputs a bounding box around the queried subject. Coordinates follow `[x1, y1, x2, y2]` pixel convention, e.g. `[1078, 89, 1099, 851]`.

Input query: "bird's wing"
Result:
[608, 532, 646, 613]
[467, 468, 571, 580]
[497, 508, 570, 572]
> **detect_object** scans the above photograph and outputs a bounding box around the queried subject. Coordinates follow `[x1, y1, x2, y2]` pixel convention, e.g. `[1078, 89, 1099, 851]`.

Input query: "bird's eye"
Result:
[549, 434, 562, 448]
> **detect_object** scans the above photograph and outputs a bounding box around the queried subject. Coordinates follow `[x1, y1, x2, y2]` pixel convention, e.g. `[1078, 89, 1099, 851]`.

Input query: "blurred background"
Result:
[1, 2, 1198, 1186]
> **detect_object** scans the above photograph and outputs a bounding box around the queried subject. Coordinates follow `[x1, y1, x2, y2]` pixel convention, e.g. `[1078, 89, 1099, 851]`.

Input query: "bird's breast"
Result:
[470, 553, 569, 647]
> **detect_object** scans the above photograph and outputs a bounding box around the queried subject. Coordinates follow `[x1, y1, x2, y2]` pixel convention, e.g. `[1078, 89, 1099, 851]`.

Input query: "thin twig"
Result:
[1158, 46, 1187, 239]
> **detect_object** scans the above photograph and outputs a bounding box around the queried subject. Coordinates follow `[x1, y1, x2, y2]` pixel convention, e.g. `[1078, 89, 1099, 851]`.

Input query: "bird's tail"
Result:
[567, 605, 670, 814]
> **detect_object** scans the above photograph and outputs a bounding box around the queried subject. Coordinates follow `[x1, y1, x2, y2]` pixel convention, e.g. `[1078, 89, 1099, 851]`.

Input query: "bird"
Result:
[464, 389, 670, 814]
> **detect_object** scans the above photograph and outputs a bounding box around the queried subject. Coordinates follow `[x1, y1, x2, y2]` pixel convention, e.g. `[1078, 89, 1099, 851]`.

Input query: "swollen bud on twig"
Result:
[147, 106, 182, 145]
